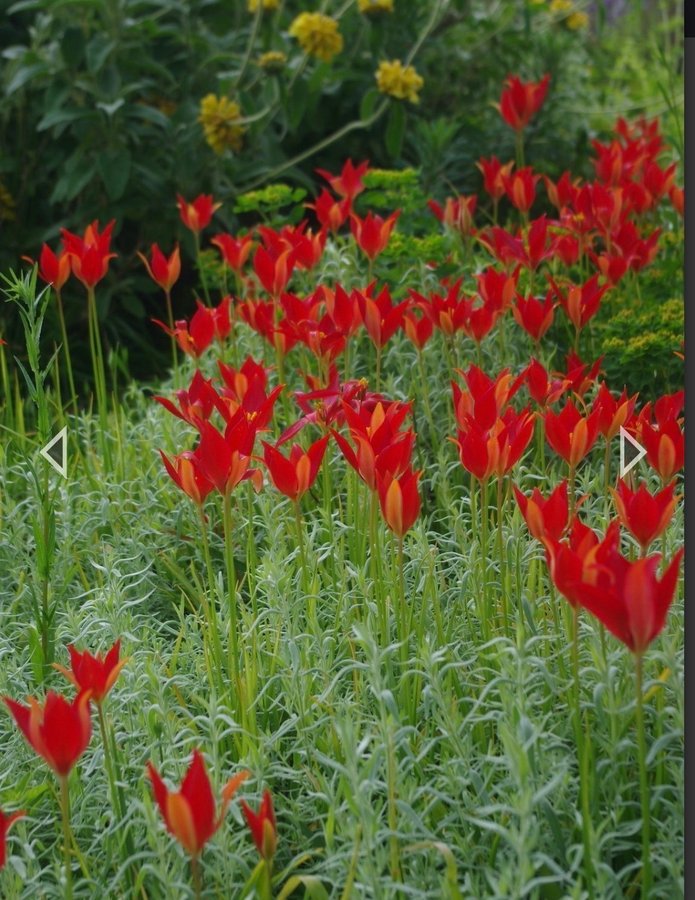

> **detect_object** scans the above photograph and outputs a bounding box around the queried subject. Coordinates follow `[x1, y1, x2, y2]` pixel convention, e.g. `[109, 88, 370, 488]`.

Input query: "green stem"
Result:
[222, 492, 239, 693]
[194, 233, 211, 306]
[55, 288, 77, 414]
[635, 653, 652, 898]
[191, 855, 202, 900]
[164, 289, 179, 388]
[60, 776, 73, 900]
[496, 476, 508, 630]
[295, 499, 308, 594]
[572, 606, 595, 898]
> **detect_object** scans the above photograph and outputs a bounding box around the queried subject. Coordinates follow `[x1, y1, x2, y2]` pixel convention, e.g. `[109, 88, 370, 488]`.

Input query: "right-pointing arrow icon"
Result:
[619, 426, 646, 478]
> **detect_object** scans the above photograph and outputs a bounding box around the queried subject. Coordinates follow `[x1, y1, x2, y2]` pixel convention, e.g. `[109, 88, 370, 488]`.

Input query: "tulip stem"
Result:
[199, 508, 224, 683]
[370, 491, 386, 640]
[294, 500, 309, 595]
[223, 492, 240, 696]
[55, 287, 78, 414]
[635, 652, 652, 897]
[515, 130, 525, 170]
[164, 288, 179, 388]
[568, 464, 576, 520]
[571, 606, 595, 898]
[194, 233, 211, 307]
[86, 286, 110, 469]
[496, 476, 508, 630]
[191, 855, 202, 899]
[59, 775, 73, 900]
[480, 478, 491, 638]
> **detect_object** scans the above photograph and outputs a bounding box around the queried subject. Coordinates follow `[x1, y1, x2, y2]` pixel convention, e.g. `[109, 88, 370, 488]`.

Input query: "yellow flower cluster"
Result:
[247, 0, 279, 11]
[566, 10, 589, 29]
[375, 60, 423, 104]
[358, 0, 394, 13]
[549, 0, 572, 11]
[258, 50, 287, 72]
[289, 12, 343, 62]
[198, 94, 245, 155]
[0, 179, 16, 222]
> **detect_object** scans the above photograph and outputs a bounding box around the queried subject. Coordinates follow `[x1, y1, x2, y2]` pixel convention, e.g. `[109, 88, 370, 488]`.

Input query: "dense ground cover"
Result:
[0, 29, 685, 900]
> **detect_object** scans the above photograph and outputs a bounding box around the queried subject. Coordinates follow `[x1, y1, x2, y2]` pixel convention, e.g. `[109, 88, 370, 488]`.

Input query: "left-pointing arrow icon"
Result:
[40, 426, 68, 478]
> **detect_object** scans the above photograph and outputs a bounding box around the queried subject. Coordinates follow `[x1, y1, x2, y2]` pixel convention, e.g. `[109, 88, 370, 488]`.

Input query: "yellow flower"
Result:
[0, 179, 16, 222]
[358, 0, 394, 13]
[258, 51, 287, 73]
[247, 0, 279, 11]
[549, 0, 572, 10]
[289, 12, 343, 62]
[566, 10, 589, 29]
[375, 60, 423, 104]
[198, 94, 245, 155]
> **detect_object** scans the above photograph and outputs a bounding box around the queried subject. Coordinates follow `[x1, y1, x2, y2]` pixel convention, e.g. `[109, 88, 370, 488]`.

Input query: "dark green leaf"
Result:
[385, 101, 406, 160]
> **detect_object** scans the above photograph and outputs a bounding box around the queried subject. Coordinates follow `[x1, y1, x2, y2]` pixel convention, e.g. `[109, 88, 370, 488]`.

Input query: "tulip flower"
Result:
[153, 303, 216, 358]
[0, 808, 24, 871]
[307, 189, 350, 232]
[427, 195, 477, 237]
[498, 74, 551, 132]
[241, 789, 277, 862]
[549, 274, 608, 341]
[612, 481, 677, 554]
[402, 308, 434, 350]
[138, 243, 181, 292]
[476, 156, 514, 203]
[61, 220, 116, 289]
[4, 690, 92, 777]
[148, 749, 249, 858]
[350, 211, 400, 262]
[376, 468, 421, 539]
[512, 292, 555, 344]
[593, 383, 638, 441]
[411, 279, 468, 337]
[525, 358, 568, 409]
[35, 243, 71, 290]
[211, 232, 254, 274]
[544, 400, 600, 469]
[503, 168, 540, 215]
[640, 419, 684, 483]
[53, 640, 127, 706]
[513, 480, 569, 543]
[451, 365, 523, 433]
[316, 158, 369, 200]
[262, 435, 330, 503]
[176, 194, 221, 234]
[194, 418, 261, 497]
[160, 451, 215, 506]
[253, 245, 295, 298]
[155, 369, 226, 426]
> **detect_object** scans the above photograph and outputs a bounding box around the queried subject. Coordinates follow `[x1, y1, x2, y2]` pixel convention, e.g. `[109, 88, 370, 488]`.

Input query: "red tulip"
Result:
[503, 168, 540, 214]
[211, 233, 254, 274]
[148, 749, 249, 857]
[561, 548, 683, 655]
[155, 370, 225, 426]
[544, 519, 621, 609]
[525, 358, 568, 408]
[640, 419, 684, 482]
[138, 243, 181, 292]
[307, 189, 350, 232]
[550, 274, 608, 335]
[253, 246, 295, 297]
[544, 400, 600, 468]
[316, 159, 369, 200]
[153, 299, 229, 358]
[402, 308, 434, 350]
[160, 450, 215, 506]
[612, 481, 677, 553]
[451, 365, 523, 433]
[194, 418, 261, 497]
[593, 383, 638, 440]
[37, 244, 71, 290]
[356, 284, 408, 348]
[350, 211, 400, 261]
[377, 468, 421, 538]
[0, 809, 24, 871]
[262, 435, 330, 502]
[476, 156, 514, 202]
[427, 195, 477, 237]
[514, 480, 569, 543]
[498, 74, 551, 131]
[4, 690, 92, 777]
[241, 789, 277, 861]
[513, 292, 555, 343]
[53, 640, 128, 705]
[61, 220, 116, 289]
[176, 194, 221, 234]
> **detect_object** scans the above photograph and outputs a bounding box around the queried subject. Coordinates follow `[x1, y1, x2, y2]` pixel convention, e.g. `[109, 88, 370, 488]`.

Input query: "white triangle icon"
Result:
[619, 426, 646, 478]
[40, 426, 68, 478]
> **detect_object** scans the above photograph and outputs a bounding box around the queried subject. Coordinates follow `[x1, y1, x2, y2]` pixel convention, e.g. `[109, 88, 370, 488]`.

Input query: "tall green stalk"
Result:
[635, 653, 652, 898]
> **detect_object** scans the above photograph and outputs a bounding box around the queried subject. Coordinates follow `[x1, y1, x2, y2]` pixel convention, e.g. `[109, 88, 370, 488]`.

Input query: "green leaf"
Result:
[37, 107, 94, 132]
[61, 26, 85, 68]
[360, 87, 380, 122]
[97, 149, 131, 201]
[5, 61, 50, 95]
[385, 101, 406, 160]
[85, 35, 116, 75]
